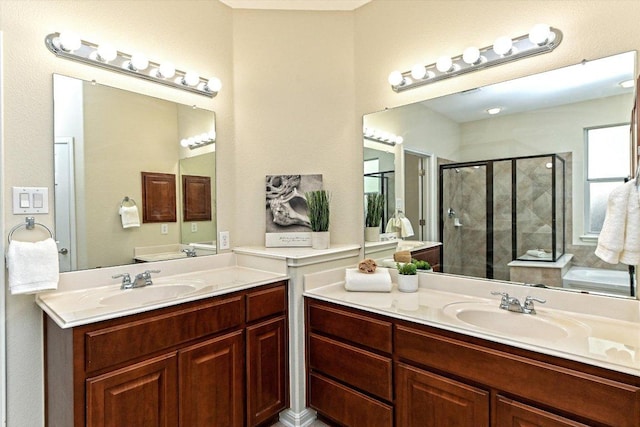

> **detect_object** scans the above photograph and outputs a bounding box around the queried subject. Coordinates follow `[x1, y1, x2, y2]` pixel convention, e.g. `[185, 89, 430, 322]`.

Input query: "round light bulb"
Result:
[183, 71, 200, 86]
[395, 136, 404, 144]
[58, 32, 81, 52]
[410, 64, 427, 80]
[529, 23, 552, 45]
[493, 36, 513, 56]
[96, 43, 117, 62]
[180, 138, 190, 148]
[208, 130, 217, 140]
[436, 56, 453, 73]
[130, 53, 149, 71]
[206, 77, 222, 92]
[462, 46, 481, 65]
[158, 62, 176, 79]
[388, 71, 404, 86]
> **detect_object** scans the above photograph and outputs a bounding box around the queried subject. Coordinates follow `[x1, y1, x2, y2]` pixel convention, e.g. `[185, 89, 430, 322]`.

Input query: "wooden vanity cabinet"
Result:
[305, 298, 640, 427]
[45, 280, 288, 427]
[411, 245, 441, 272]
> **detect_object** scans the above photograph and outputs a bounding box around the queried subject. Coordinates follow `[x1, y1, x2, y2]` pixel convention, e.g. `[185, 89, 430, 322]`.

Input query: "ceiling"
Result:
[423, 51, 636, 123]
[219, 0, 372, 10]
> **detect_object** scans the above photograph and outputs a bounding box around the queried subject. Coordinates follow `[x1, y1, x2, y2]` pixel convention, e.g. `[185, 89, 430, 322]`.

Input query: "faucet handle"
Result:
[112, 273, 132, 288]
[524, 296, 546, 314]
[491, 291, 510, 309]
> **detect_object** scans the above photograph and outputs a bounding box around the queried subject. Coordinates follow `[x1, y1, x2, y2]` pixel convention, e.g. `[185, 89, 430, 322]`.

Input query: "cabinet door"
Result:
[179, 330, 244, 427]
[496, 396, 590, 427]
[247, 315, 288, 427]
[86, 353, 178, 427]
[396, 362, 489, 427]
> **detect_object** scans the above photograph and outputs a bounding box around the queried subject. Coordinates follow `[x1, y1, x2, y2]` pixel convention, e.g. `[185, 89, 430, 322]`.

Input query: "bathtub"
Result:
[562, 266, 632, 296]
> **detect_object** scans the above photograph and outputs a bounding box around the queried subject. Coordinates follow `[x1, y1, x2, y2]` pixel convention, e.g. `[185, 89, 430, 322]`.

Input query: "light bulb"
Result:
[388, 71, 404, 86]
[493, 36, 513, 56]
[205, 77, 222, 92]
[529, 24, 552, 45]
[436, 56, 453, 73]
[410, 64, 427, 80]
[157, 62, 176, 79]
[208, 130, 217, 141]
[58, 32, 81, 52]
[462, 46, 481, 65]
[183, 71, 200, 86]
[180, 138, 190, 147]
[129, 53, 149, 71]
[395, 136, 404, 144]
[96, 43, 117, 62]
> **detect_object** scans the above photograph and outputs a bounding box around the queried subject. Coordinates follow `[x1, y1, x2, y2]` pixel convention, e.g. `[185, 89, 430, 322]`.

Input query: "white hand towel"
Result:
[344, 267, 392, 292]
[596, 180, 640, 265]
[399, 217, 414, 238]
[119, 205, 141, 228]
[7, 238, 59, 295]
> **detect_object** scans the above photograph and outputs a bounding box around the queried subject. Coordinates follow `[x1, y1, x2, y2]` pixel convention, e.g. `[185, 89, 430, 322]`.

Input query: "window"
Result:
[584, 124, 630, 236]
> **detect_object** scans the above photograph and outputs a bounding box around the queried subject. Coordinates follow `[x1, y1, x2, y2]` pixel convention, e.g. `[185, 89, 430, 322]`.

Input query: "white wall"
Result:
[1, 0, 640, 425]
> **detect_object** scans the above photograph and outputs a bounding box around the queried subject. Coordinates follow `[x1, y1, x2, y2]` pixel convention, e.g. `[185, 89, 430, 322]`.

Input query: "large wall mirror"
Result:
[364, 51, 637, 298]
[54, 74, 217, 272]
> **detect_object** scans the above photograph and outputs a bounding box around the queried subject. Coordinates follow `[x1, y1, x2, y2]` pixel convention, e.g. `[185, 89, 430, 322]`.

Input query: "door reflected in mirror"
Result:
[54, 74, 216, 272]
[363, 51, 637, 298]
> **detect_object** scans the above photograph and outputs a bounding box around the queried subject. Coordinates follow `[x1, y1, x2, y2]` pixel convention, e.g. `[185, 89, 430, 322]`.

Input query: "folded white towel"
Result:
[119, 205, 141, 228]
[7, 238, 59, 295]
[344, 267, 392, 292]
[526, 249, 552, 258]
[596, 180, 640, 265]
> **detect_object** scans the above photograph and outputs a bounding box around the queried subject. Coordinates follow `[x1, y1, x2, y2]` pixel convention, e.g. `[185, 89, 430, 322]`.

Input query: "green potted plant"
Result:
[365, 193, 385, 242]
[396, 262, 418, 292]
[305, 190, 331, 249]
[413, 259, 432, 272]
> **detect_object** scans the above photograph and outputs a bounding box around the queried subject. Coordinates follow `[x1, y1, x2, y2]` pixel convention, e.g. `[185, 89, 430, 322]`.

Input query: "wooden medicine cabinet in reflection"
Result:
[141, 172, 177, 223]
[182, 175, 212, 222]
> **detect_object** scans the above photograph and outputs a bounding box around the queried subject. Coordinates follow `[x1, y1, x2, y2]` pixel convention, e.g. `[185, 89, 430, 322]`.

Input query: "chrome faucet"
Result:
[113, 269, 160, 290]
[182, 248, 197, 257]
[491, 292, 545, 314]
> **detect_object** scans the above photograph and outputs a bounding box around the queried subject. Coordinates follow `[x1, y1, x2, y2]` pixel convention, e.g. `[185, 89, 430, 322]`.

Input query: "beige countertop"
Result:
[304, 268, 640, 377]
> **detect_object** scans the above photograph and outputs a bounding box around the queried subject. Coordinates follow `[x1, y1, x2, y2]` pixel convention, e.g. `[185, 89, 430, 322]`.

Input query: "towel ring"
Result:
[8, 217, 54, 243]
[120, 196, 137, 208]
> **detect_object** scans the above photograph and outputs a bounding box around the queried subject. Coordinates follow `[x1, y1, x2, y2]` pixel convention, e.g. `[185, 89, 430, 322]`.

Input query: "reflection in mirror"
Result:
[364, 51, 637, 298]
[54, 74, 216, 272]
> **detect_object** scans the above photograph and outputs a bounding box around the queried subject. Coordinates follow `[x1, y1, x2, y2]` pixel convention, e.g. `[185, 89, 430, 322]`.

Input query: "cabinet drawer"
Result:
[246, 283, 286, 323]
[307, 302, 393, 353]
[85, 295, 244, 373]
[309, 373, 393, 427]
[309, 333, 392, 401]
[396, 324, 640, 427]
[496, 395, 589, 427]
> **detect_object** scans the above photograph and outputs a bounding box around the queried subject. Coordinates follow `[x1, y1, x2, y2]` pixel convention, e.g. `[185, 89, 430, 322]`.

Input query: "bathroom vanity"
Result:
[304, 271, 640, 427]
[39, 262, 289, 427]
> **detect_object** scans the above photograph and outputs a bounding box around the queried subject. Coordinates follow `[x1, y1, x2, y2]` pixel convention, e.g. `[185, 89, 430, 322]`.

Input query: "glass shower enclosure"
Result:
[439, 153, 565, 281]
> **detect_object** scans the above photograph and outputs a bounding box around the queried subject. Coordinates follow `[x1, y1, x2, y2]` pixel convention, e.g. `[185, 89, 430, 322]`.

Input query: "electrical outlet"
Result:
[219, 231, 230, 250]
[161, 223, 168, 234]
[191, 222, 198, 232]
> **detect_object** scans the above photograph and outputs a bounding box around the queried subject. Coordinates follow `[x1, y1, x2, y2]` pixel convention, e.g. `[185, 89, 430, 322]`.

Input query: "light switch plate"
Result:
[12, 187, 49, 214]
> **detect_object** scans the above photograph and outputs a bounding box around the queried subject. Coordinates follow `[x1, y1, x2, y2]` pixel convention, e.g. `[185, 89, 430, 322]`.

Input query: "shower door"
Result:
[440, 163, 490, 278]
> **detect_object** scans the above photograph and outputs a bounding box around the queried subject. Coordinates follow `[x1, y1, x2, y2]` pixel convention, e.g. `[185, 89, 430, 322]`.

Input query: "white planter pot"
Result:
[397, 274, 418, 293]
[311, 231, 330, 249]
[364, 226, 380, 242]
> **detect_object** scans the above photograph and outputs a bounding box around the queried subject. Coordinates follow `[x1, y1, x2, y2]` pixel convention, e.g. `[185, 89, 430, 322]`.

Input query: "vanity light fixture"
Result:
[45, 32, 221, 98]
[180, 130, 217, 150]
[389, 24, 562, 92]
[363, 127, 403, 146]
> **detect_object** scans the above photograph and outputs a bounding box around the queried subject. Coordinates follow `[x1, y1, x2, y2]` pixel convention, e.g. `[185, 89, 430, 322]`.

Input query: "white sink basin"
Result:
[443, 302, 590, 341]
[99, 284, 198, 306]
